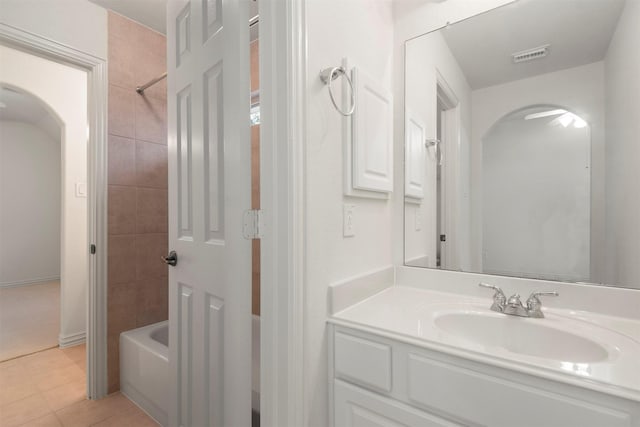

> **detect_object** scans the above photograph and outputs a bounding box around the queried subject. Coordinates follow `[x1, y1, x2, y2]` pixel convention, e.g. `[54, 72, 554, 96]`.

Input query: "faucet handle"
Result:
[478, 283, 506, 312]
[526, 291, 559, 318]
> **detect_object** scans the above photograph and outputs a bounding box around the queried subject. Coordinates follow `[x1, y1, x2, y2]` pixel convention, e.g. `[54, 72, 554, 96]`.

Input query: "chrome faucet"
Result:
[478, 283, 558, 318]
[526, 291, 559, 318]
[478, 283, 506, 312]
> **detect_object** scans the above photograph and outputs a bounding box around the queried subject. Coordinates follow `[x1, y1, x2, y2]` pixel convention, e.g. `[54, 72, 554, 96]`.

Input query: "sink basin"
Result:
[434, 312, 609, 363]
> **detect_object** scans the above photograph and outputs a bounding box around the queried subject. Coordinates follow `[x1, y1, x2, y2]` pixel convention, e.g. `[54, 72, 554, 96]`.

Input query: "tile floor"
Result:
[0, 344, 158, 427]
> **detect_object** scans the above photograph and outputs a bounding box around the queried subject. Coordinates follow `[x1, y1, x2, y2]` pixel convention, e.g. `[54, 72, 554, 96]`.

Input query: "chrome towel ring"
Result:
[320, 66, 355, 116]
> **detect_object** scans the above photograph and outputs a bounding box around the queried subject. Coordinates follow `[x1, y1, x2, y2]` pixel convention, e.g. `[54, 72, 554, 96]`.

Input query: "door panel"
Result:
[167, 0, 251, 425]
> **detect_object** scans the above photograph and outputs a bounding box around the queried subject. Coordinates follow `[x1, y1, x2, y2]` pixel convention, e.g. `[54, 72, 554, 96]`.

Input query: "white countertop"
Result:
[330, 285, 640, 402]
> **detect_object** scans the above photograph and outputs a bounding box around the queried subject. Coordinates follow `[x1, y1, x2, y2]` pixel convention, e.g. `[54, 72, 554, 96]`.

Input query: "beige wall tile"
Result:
[108, 85, 136, 139]
[108, 186, 137, 235]
[135, 141, 168, 189]
[107, 235, 136, 285]
[133, 50, 166, 102]
[135, 25, 166, 59]
[107, 135, 136, 186]
[108, 11, 139, 43]
[107, 11, 167, 393]
[135, 95, 167, 144]
[136, 188, 167, 234]
[135, 276, 168, 327]
[106, 335, 120, 393]
[107, 282, 137, 337]
[108, 33, 135, 90]
[135, 234, 168, 279]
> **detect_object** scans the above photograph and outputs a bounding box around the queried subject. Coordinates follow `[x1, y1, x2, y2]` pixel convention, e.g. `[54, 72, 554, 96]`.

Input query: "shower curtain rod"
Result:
[136, 71, 167, 94]
[136, 17, 259, 94]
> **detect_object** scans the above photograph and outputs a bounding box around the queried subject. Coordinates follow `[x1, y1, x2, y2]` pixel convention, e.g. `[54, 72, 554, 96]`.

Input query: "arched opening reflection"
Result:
[482, 105, 591, 282]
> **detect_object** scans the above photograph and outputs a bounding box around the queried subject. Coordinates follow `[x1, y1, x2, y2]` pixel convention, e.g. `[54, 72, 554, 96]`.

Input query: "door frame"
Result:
[0, 23, 108, 399]
[436, 71, 460, 271]
[259, 0, 306, 425]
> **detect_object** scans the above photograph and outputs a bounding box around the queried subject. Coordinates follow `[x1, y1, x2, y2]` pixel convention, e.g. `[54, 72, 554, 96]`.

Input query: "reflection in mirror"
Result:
[483, 105, 590, 282]
[403, 0, 640, 289]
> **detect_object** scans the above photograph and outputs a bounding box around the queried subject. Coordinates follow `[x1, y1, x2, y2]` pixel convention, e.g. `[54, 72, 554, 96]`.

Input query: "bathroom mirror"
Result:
[403, 0, 640, 290]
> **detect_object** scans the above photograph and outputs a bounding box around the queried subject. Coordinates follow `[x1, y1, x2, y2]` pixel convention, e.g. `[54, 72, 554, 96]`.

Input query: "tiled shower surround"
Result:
[106, 11, 168, 393]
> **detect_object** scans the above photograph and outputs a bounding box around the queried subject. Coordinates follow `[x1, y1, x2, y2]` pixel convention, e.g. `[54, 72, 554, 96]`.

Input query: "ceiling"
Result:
[0, 87, 60, 140]
[440, 0, 626, 90]
[88, 0, 260, 35]
[89, 0, 167, 34]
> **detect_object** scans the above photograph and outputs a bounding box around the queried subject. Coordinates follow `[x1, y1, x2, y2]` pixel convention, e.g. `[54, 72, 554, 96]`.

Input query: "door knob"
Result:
[162, 250, 178, 267]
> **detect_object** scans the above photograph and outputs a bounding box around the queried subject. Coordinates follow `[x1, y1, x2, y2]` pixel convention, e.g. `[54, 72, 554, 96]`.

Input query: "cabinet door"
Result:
[334, 380, 460, 427]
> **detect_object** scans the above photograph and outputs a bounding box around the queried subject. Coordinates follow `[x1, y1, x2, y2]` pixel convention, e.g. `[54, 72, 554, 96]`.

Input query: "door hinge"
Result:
[440, 234, 447, 242]
[243, 209, 264, 239]
[90, 244, 96, 254]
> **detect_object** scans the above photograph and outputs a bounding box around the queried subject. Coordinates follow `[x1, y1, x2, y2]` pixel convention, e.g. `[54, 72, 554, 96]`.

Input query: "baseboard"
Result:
[0, 276, 60, 288]
[59, 332, 86, 348]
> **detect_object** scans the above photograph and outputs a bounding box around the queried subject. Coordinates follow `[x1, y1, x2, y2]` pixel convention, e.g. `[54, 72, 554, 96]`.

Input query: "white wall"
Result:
[403, 31, 472, 269]
[482, 113, 591, 281]
[304, 1, 395, 425]
[0, 0, 107, 60]
[471, 62, 606, 281]
[604, 0, 640, 289]
[0, 121, 61, 285]
[0, 45, 89, 344]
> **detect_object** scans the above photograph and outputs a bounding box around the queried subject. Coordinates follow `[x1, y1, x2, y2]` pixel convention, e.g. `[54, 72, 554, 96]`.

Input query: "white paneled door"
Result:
[167, 0, 252, 426]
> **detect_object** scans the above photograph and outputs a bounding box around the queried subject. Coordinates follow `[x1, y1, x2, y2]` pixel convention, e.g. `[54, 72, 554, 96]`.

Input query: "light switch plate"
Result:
[343, 204, 356, 237]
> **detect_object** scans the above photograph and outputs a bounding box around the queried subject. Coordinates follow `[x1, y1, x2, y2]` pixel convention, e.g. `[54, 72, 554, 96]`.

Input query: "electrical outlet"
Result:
[343, 204, 356, 237]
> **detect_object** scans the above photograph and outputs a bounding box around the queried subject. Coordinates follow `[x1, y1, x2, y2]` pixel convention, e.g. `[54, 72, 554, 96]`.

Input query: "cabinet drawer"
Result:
[335, 331, 392, 393]
[407, 352, 633, 427]
[334, 380, 459, 427]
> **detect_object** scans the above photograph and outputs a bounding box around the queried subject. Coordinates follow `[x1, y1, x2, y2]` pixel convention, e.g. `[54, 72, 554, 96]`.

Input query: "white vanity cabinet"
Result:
[329, 324, 640, 427]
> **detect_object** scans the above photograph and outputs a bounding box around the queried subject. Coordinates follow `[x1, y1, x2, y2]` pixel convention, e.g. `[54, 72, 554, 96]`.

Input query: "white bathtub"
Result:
[121, 316, 261, 426]
[120, 321, 169, 426]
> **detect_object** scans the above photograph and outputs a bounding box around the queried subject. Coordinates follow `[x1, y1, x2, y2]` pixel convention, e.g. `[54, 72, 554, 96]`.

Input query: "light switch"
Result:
[75, 182, 87, 198]
[343, 204, 356, 237]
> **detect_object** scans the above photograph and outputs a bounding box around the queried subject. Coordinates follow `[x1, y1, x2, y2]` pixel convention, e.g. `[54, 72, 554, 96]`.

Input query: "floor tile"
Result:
[92, 406, 159, 427]
[1, 348, 156, 427]
[54, 393, 134, 427]
[42, 380, 86, 411]
[59, 345, 85, 364]
[32, 364, 85, 392]
[54, 399, 111, 427]
[19, 349, 75, 378]
[0, 393, 52, 427]
[0, 380, 39, 407]
[17, 413, 62, 427]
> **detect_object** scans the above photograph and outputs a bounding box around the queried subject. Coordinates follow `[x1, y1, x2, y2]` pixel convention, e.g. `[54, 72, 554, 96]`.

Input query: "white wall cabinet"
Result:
[330, 325, 640, 427]
[350, 66, 394, 194]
